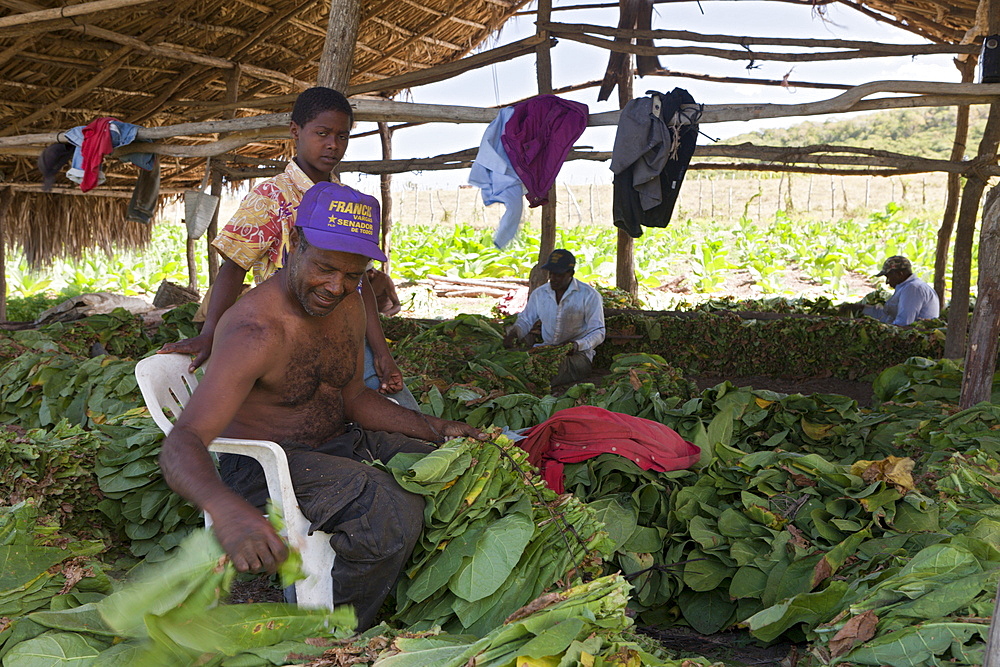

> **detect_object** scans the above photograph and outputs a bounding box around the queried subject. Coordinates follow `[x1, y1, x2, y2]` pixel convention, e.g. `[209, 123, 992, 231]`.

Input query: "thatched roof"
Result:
[0, 0, 986, 264]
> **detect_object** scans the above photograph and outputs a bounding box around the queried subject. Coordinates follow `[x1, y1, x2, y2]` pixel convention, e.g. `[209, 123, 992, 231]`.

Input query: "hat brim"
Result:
[301, 228, 388, 262]
[541, 263, 574, 273]
[874, 270, 888, 277]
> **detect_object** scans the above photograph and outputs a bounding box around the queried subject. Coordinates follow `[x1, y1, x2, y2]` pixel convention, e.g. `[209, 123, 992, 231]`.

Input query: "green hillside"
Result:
[723, 105, 989, 159]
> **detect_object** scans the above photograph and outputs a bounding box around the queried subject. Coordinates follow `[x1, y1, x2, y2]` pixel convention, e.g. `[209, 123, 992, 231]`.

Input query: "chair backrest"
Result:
[135, 354, 200, 435]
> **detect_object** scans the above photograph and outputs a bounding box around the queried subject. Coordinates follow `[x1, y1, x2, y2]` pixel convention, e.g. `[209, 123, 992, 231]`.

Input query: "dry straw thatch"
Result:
[0, 0, 985, 264]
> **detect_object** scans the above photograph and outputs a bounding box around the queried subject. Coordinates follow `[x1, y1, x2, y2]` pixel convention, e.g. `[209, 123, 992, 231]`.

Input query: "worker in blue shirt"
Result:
[840, 256, 939, 326]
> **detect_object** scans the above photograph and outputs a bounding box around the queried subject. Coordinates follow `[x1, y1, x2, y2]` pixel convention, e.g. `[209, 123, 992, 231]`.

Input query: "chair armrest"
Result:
[208, 439, 304, 537]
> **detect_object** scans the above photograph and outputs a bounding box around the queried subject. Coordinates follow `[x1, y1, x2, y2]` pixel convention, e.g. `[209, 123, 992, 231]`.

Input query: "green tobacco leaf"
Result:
[840, 621, 984, 667]
[27, 604, 116, 636]
[450, 512, 534, 602]
[744, 581, 849, 643]
[678, 588, 736, 635]
[97, 529, 227, 638]
[2, 630, 109, 666]
[145, 603, 356, 655]
[588, 497, 638, 551]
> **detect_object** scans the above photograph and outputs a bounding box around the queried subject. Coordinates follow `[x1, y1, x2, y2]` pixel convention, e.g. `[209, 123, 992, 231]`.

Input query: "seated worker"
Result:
[160, 86, 418, 410]
[158, 181, 485, 631]
[840, 255, 939, 326]
[366, 260, 402, 316]
[502, 249, 606, 386]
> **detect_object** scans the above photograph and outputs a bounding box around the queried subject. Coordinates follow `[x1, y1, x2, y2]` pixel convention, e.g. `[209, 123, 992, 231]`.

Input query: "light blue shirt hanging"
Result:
[469, 107, 526, 249]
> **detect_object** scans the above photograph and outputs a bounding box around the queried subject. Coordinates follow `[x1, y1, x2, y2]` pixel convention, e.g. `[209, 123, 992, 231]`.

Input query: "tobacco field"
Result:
[2, 298, 1000, 666]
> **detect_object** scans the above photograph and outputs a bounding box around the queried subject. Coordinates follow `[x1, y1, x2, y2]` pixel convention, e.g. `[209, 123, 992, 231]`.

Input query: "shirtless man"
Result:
[159, 181, 483, 630]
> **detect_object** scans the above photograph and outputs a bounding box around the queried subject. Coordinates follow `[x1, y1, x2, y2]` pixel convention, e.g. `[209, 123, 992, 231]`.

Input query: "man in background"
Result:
[503, 249, 605, 386]
[840, 255, 939, 326]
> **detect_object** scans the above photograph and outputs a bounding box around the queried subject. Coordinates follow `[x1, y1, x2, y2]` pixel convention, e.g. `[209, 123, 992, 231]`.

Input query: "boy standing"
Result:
[161, 87, 417, 409]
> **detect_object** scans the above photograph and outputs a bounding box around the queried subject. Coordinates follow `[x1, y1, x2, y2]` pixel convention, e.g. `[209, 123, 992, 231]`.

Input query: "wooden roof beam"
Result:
[1, 0, 310, 91]
[543, 21, 980, 53]
[369, 16, 465, 51]
[0, 0, 161, 30]
[0, 0, 199, 136]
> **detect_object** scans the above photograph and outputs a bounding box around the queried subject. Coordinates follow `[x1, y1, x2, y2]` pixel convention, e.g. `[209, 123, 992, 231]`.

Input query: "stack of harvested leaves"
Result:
[93, 409, 203, 561]
[384, 433, 613, 635]
[0, 500, 111, 660]
[0, 421, 107, 538]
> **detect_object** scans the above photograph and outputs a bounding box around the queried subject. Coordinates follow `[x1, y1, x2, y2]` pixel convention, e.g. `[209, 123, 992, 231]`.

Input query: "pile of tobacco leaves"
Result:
[2, 306, 999, 666]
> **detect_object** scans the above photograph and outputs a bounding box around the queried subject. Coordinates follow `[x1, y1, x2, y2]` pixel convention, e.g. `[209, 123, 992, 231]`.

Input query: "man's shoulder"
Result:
[574, 280, 601, 297]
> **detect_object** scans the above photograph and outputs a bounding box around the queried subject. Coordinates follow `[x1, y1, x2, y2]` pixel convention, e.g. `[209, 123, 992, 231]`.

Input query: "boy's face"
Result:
[290, 109, 352, 184]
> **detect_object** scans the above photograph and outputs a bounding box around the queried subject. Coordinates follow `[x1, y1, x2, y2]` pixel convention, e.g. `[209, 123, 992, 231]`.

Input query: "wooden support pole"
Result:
[960, 187, 1000, 408]
[186, 236, 199, 292]
[946, 0, 1000, 359]
[616, 44, 637, 297]
[378, 121, 394, 273]
[317, 0, 361, 90]
[0, 188, 8, 323]
[207, 167, 222, 285]
[530, 0, 556, 293]
[935, 57, 976, 306]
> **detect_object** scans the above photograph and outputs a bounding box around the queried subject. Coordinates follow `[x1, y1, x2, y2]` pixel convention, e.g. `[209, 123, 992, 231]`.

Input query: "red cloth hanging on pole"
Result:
[516, 405, 701, 493]
[79, 117, 116, 192]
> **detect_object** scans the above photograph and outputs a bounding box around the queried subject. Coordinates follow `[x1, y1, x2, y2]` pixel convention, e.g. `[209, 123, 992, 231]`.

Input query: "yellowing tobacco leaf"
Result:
[801, 418, 835, 440]
[850, 456, 915, 493]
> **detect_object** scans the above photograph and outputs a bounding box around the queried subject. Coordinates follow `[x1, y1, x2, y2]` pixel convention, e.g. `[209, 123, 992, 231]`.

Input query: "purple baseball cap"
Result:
[295, 181, 387, 262]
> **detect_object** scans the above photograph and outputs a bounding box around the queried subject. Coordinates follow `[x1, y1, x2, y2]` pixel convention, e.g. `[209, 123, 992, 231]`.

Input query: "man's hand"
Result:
[838, 302, 866, 317]
[567, 341, 580, 356]
[373, 353, 405, 394]
[210, 500, 289, 574]
[159, 333, 213, 371]
[439, 419, 488, 441]
[502, 329, 519, 349]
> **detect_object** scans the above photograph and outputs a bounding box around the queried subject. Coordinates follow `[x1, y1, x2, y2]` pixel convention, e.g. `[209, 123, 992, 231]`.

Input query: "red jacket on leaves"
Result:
[517, 405, 701, 493]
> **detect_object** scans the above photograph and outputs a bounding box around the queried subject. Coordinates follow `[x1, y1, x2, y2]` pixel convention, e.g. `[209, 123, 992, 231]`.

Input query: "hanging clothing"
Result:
[517, 406, 701, 494]
[37, 143, 74, 192]
[125, 155, 160, 225]
[501, 95, 589, 207]
[469, 107, 526, 249]
[63, 118, 154, 192]
[610, 89, 701, 238]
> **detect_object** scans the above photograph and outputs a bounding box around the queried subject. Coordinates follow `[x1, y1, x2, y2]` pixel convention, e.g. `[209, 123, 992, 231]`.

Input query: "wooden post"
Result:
[317, 0, 361, 90]
[378, 121, 394, 273]
[986, 578, 1000, 667]
[186, 236, 198, 292]
[961, 186, 1000, 408]
[615, 42, 637, 297]
[946, 121, 1000, 357]
[946, 0, 1000, 358]
[0, 188, 8, 323]
[207, 167, 222, 285]
[529, 0, 556, 292]
[935, 57, 976, 306]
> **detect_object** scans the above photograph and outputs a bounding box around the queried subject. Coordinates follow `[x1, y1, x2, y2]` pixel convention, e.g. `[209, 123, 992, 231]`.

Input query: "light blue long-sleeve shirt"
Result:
[511, 279, 606, 361]
[469, 107, 526, 249]
[863, 274, 939, 326]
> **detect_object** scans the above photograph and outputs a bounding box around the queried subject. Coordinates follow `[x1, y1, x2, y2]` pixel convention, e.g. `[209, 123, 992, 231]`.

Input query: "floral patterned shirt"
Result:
[211, 160, 339, 284]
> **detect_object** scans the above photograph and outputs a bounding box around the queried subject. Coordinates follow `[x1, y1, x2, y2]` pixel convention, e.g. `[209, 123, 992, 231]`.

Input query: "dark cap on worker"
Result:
[295, 181, 387, 262]
[541, 249, 576, 273]
[875, 255, 911, 277]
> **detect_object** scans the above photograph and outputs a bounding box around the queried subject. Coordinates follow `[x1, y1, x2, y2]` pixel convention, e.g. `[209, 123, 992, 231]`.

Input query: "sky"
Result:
[336, 0, 967, 193]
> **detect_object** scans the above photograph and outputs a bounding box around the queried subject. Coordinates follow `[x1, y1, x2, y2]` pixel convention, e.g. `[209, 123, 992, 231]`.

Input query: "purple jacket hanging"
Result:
[500, 95, 588, 207]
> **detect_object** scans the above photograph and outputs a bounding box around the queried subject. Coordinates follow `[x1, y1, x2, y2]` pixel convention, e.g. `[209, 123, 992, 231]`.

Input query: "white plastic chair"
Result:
[135, 353, 335, 609]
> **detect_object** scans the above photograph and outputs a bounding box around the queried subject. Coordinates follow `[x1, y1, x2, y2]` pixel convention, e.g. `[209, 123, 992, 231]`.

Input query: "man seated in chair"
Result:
[158, 181, 484, 630]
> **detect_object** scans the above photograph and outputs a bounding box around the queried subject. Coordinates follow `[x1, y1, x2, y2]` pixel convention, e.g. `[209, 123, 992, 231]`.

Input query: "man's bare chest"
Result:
[272, 336, 359, 407]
